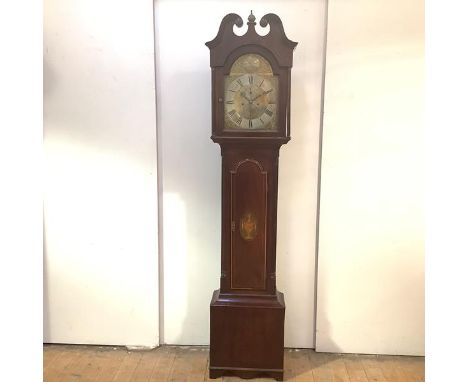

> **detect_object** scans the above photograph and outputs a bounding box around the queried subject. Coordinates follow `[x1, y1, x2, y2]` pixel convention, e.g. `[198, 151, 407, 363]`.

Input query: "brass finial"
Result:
[248, 10, 256, 24]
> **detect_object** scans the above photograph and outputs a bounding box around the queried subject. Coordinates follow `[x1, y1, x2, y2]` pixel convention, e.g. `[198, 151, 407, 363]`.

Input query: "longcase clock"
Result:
[206, 11, 297, 381]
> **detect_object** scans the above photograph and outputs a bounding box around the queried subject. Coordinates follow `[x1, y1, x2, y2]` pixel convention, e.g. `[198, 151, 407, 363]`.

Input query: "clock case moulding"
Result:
[207, 12, 297, 146]
[206, 12, 297, 381]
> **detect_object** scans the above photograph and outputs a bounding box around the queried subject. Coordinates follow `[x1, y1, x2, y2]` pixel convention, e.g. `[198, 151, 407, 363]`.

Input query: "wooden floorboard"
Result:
[44, 345, 424, 382]
[360, 355, 389, 382]
[342, 354, 369, 382]
[148, 346, 177, 382]
[92, 348, 127, 382]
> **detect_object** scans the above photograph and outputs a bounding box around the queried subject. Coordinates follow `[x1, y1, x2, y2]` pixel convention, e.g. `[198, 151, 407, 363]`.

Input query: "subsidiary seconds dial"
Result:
[224, 73, 277, 130]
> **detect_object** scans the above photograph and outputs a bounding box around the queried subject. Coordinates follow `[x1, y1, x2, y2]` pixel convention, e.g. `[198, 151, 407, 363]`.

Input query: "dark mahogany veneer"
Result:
[206, 12, 297, 381]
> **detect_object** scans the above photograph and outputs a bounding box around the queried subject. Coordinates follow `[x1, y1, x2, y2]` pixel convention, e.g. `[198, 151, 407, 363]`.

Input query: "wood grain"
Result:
[112, 351, 143, 382]
[148, 346, 177, 382]
[309, 352, 334, 382]
[207, 13, 296, 379]
[92, 348, 126, 382]
[343, 354, 370, 382]
[44, 345, 425, 382]
[360, 355, 388, 382]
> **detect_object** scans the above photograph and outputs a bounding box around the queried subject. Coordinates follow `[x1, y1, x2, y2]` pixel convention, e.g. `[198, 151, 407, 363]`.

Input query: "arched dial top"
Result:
[206, 11, 297, 143]
[224, 53, 278, 131]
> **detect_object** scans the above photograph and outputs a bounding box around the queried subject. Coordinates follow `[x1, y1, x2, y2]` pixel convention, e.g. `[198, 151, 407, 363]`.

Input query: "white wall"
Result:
[44, 0, 159, 347]
[316, 0, 424, 355]
[156, 0, 326, 347]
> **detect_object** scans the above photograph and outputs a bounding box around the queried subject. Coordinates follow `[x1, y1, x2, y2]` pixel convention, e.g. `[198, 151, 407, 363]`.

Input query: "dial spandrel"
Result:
[224, 54, 278, 131]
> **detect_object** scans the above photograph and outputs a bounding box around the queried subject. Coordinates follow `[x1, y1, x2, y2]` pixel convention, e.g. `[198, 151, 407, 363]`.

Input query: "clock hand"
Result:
[252, 93, 263, 102]
[252, 89, 272, 102]
[246, 89, 253, 118]
[240, 93, 253, 103]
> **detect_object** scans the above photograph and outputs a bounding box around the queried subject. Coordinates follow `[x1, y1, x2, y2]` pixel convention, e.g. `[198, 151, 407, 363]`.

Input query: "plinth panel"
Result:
[210, 290, 285, 380]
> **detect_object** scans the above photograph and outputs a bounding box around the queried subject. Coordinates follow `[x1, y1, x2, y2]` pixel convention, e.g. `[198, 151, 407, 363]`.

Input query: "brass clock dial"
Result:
[224, 54, 278, 131]
[207, 12, 297, 380]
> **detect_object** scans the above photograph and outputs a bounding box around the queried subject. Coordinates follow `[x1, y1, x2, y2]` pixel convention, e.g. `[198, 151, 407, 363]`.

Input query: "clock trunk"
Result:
[206, 12, 297, 381]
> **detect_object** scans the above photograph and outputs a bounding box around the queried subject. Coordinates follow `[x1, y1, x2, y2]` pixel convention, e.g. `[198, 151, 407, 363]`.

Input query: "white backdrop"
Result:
[43, 0, 424, 354]
[44, 0, 159, 347]
[316, 0, 424, 355]
[155, 0, 326, 347]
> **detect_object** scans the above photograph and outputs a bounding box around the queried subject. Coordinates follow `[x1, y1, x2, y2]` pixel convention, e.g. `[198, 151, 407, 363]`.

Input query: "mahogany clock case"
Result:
[206, 12, 297, 381]
[207, 12, 297, 144]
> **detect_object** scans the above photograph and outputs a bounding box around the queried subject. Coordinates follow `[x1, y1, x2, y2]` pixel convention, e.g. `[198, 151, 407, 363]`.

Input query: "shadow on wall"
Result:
[44, 59, 55, 99]
[160, 66, 323, 348]
[159, 69, 220, 345]
[43, 218, 51, 341]
[277, 57, 322, 349]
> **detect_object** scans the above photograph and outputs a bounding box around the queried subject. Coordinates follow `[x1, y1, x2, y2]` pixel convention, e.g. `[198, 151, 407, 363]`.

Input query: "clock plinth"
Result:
[206, 12, 297, 381]
[210, 290, 285, 381]
[209, 142, 285, 380]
